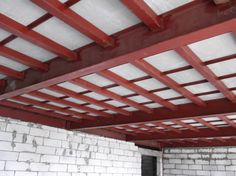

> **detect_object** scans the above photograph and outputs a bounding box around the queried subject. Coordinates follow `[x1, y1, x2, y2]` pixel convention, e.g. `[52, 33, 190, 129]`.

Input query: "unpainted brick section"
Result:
[163, 147, 236, 176]
[0, 116, 145, 176]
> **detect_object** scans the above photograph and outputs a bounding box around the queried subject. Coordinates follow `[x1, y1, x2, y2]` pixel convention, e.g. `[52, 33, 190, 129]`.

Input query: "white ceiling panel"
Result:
[185, 82, 216, 94]
[68, 108, 85, 113]
[54, 111, 69, 115]
[210, 121, 227, 125]
[84, 92, 108, 100]
[144, 103, 162, 108]
[134, 78, 166, 91]
[38, 89, 65, 98]
[0, 0, 46, 25]
[21, 94, 45, 102]
[6, 38, 56, 62]
[181, 119, 196, 123]
[208, 59, 236, 77]
[203, 117, 220, 121]
[86, 104, 104, 110]
[168, 69, 205, 84]
[34, 17, 92, 50]
[144, 0, 193, 15]
[199, 93, 224, 101]
[144, 50, 189, 72]
[109, 63, 147, 80]
[123, 107, 138, 112]
[227, 115, 236, 119]
[108, 86, 134, 96]
[33, 105, 50, 111]
[188, 33, 236, 61]
[0, 29, 11, 41]
[106, 100, 126, 107]
[7, 99, 29, 105]
[128, 95, 151, 103]
[58, 82, 86, 93]
[0, 74, 6, 79]
[0, 55, 28, 71]
[222, 77, 236, 88]
[82, 74, 114, 87]
[104, 110, 117, 114]
[170, 98, 191, 105]
[65, 97, 86, 105]
[47, 102, 67, 108]
[69, 0, 140, 35]
[154, 89, 181, 99]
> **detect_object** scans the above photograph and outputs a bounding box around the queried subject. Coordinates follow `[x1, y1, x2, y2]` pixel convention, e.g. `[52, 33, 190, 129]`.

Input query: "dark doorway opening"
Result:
[141, 155, 157, 176]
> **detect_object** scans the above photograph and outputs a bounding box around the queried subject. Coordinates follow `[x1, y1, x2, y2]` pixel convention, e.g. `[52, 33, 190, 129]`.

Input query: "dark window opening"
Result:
[141, 155, 157, 176]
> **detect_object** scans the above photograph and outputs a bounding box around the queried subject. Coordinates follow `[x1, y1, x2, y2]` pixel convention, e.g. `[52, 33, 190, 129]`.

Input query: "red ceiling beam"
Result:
[0, 100, 71, 122]
[12, 96, 93, 121]
[0, 65, 24, 79]
[172, 120, 199, 132]
[0, 0, 80, 46]
[126, 126, 236, 141]
[0, 1, 235, 100]
[0, 103, 66, 129]
[155, 123, 181, 134]
[32, 0, 114, 48]
[69, 98, 236, 130]
[162, 138, 236, 148]
[132, 59, 205, 106]
[193, 117, 219, 131]
[219, 115, 236, 128]
[176, 46, 236, 103]
[28, 91, 111, 117]
[0, 46, 48, 71]
[49, 85, 130, 116]
[121, 0, 161, 31]
[70, 78, 152, 113]
[99, 70, 177, 110]
[0, 13, 77, 61]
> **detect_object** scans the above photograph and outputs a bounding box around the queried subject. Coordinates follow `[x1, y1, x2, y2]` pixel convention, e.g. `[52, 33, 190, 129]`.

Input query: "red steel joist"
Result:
[32, 0, 114, 47]
[121, 0, 162, 31]
[0, 13, 77, 61]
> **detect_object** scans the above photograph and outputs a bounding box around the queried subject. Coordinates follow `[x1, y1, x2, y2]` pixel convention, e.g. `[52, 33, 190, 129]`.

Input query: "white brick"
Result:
[196, 170, 211, 176]
[50, 132, 67, 140]
[15, 172, 37, 176]
[36, 146, 55, 155]
[0, 151, 18, 160]
[5, 161, 29, 171]
[49, 163, 67, 172]
[57, 173, 71, 176]
[59, 156, 76, 164]
[6, 124, 30, 134]
[14, 143, 35, 152]
[38, 172, 57, 176]
[44, 138, 61, 147]
[41, 155, 59, 163]
[226, 165, 236, 171]
[68, 164, 79, 172]
[0, 171, 14, 176]
[228, 148, 236, 153]
[0, 161, 4, 170]
[30, 128, 49, 137]
[30, 162, 49, 171]
[18, 152, 40, 162]
[0, 141, 12, 151]
[0, 131, 12, 141]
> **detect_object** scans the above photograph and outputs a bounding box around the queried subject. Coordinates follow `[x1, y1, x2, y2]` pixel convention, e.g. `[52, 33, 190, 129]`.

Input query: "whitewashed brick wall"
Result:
[163, 147, 236, 176]
[0, 116, 144, 176]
